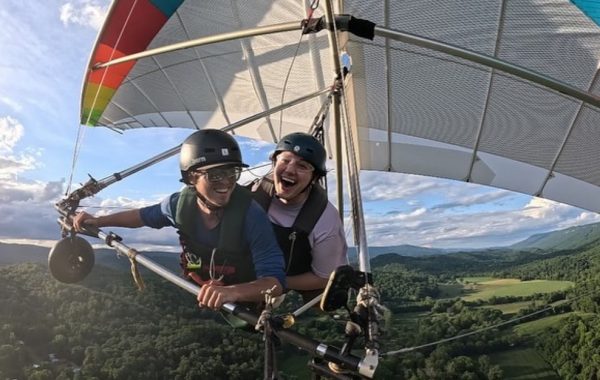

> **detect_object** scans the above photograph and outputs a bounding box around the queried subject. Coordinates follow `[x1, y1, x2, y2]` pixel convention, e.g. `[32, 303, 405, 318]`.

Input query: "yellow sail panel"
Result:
[81, 83, 116, 125]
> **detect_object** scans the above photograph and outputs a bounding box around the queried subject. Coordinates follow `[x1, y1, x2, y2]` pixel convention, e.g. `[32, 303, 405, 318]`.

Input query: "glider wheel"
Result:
[48, 236, 95, 283]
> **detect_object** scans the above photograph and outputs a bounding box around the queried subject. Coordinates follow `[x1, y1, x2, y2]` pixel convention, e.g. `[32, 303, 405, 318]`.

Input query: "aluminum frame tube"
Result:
[85, 87, 330, 194]
[94, 22, 302, 70]
[324, 1, 371, 273]
[374, 26, 600, 110]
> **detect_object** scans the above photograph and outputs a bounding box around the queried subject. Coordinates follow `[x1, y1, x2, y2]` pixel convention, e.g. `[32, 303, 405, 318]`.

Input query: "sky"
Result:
[1, 0, 599, 253]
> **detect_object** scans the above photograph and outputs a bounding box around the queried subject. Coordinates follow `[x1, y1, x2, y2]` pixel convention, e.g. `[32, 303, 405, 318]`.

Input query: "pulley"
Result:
[48, 235, 95, 283]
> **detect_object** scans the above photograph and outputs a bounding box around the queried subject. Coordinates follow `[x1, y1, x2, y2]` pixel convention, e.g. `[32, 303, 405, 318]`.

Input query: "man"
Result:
[250, 132, 348, 301]
[73, 129, 286, 310]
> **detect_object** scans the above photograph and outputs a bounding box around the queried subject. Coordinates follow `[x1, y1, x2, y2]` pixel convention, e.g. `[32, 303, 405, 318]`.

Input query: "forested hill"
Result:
[2, 238, 600, 378]
[367, 221, 600, 275]
[0, 262, 270, 379]
[352, 221, 600, 260]
[509, 221, 600, 251]
[0, 242, 181, 273]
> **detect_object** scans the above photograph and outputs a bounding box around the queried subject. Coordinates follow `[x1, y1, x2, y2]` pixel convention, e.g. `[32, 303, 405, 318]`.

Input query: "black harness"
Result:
[174, 185, 256, 285]
[249, 174, 328, 276]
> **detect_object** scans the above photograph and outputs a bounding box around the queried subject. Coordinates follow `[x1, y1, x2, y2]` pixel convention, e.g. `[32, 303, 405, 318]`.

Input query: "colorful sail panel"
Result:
[81, 0, 184, 125]
[572, 0, 600, 26]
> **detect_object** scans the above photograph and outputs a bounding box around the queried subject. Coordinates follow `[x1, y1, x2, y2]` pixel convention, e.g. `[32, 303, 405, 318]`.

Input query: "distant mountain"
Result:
[347, 244, 450, 262]
[0, 242, 181, 274]
[4, 221, 600, 274]
[509, 222, 600, 252]
[0, 243, 49, 265]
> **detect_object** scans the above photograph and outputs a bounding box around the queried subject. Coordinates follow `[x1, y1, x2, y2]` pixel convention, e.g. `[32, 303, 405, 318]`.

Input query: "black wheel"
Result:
[48, 236, 95, 283]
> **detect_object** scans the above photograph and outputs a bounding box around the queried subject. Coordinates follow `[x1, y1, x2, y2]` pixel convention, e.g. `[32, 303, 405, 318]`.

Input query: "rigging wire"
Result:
[77, 205, 138, 210]
[382, 285, 600, 357]
[77, 164, 273, 210]
[276, 36, 305, 141]
[66, 0, 140, 195]
[276, 0, 320, 140]
[242, 162, 273, 179]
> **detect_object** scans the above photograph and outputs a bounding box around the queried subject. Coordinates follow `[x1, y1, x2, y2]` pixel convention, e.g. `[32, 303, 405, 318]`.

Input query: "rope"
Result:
[276, 0, 320, 140]
[66, 0, 140, 194]
[382, 285, 600, 356]
[127, 249, 146, 291]
[277, 34, 305, 141]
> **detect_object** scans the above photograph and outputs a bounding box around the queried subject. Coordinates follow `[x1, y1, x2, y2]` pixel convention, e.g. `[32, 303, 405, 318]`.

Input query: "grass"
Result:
[392, 311, 429, 326]
[480, 301, 541, 315]
[460, 279, 574, 302]
[490, 346, 559, 380]
[438, 283, 465, 298]
[514, 311, 597, 337]
[460, 276, 495, 283]
[514, 313, 572, 337]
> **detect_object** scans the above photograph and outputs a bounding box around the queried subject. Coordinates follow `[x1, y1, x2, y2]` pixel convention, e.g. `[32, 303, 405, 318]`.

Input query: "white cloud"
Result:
[522, 197, 569, 219]
[237, 137, 274, 151]
[0, 116, 41, 181]
[59, 0, 108, 30]
[0, 115, 66, 241]
[0, 97, 23, 113]
[0, 194, 61, 240]
[358, 171, 444, 201]
[356, 194, 600, 249]
[0, 116, 24, 152]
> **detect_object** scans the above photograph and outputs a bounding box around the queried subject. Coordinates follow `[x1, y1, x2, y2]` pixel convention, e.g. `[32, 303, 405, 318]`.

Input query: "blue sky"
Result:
[1, 0, 599, 252]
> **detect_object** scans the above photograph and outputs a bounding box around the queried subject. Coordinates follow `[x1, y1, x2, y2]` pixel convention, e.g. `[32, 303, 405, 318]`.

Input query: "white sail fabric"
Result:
[83, 0, 600, 212]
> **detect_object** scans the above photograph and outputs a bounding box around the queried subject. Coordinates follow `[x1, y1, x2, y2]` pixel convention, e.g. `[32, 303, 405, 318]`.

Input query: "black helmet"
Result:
[180, 129, 247, 181]
[273, 132, 327, 176]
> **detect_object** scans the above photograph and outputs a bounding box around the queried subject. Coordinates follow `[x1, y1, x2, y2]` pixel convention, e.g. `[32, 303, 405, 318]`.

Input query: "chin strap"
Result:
[193, 187, 224, 211]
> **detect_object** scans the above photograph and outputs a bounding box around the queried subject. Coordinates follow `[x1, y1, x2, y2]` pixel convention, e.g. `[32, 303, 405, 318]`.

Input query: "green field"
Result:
[460, 276, 495, 283]
[514, 311, 597, 337]
[490, 347, 559, 380]
[460, 278, 574, 302]
[480, 301, 542, 315]
[438, 282, 465, 298]
[514, 313, 573, 337]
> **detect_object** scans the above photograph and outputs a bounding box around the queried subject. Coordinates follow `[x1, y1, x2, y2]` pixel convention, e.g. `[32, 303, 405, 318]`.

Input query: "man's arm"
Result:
[72, 209, 145, 231]
[245, 202, 288, 289]
[197, 277, 282, 310]
[287, 272, 328, 291]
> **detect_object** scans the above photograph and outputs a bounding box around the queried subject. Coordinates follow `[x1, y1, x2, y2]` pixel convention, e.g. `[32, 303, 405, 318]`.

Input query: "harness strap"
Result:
[175, 185, 255, 285]
[250, 173, 327, 234]
[176, 185, 252, 253]
[219, 186, 253, 253]
[293, 184, 327, 234]
[250, 175, 274, 211]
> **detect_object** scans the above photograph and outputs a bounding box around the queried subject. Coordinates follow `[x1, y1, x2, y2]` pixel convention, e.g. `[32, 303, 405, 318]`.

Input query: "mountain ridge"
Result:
[2, 221, 600, 269]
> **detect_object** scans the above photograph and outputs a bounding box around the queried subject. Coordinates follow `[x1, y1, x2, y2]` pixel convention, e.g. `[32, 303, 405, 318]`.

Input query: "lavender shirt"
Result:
[267, 196, 348, 278]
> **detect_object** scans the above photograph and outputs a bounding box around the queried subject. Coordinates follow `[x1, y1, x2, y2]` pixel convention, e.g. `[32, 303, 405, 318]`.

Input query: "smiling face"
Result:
[189, 165, 241, 208]
[273, 151, 316, 204]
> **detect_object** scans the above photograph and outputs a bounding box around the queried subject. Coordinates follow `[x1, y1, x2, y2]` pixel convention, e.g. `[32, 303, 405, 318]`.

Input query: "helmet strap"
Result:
[191, 186, 223, 212]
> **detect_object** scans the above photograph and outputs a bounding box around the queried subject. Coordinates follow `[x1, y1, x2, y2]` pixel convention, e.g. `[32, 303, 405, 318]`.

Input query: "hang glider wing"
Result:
[81, 0, 600, 212]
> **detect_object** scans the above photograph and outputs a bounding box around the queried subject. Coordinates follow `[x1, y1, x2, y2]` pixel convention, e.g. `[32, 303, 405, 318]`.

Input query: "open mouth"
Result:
[280, 175, 296, 189]
[213, 186, 232, 194]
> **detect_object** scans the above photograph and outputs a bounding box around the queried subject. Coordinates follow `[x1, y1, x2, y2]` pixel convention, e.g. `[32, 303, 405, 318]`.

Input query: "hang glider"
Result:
[81, 0, 600, 213]
[52, 1, 600, 378]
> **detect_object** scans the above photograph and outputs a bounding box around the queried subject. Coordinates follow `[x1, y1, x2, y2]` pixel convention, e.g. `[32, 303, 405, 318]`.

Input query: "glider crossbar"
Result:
[55, 210, 371, 378]
[94, 22, 303, 70]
